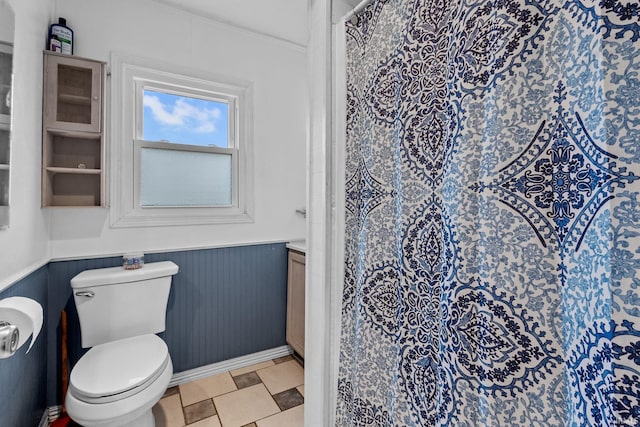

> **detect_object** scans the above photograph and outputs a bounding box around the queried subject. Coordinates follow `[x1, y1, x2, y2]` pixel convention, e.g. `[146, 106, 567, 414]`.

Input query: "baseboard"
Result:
[39, 408, 51, 427]
[47, 405, 62, 424]
[169, 345, 293, 387]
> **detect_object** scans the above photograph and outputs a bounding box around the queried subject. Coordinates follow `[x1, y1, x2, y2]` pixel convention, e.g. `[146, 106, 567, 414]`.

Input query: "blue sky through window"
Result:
[143, 89, 229, 147]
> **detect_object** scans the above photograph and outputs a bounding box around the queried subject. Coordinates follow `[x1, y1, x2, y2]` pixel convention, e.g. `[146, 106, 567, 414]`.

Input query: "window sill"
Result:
[110, 208, 254, 228]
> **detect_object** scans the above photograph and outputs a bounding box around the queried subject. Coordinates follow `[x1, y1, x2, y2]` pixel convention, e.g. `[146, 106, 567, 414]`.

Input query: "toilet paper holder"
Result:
[0, 321, 20, 358]
[0, 297, 43, 359]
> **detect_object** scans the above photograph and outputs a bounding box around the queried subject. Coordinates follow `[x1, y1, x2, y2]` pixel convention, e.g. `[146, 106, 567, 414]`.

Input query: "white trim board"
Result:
[49, 238, 300, 263]
[169, 345, 292, 386]
[0, 257, 49, 294]
[328, 14, 348, 426]
[47, 406, 60, 424]
[38, 409, 49, 427]
[109, 52, 255, 229]
[305, 0, 339, 425]
[1, 239, 302, 291]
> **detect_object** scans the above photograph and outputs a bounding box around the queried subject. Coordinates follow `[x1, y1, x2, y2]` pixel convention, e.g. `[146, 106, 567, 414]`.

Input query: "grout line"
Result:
[180, 391, 188, 425]
[176, 384, 191, 427]
[211, 398, 218, 418]
[267, 384, 281, 411]
[209, 382, 264, 403]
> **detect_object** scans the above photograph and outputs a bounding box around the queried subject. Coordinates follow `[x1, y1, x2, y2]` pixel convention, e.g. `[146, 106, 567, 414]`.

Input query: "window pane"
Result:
[140, 148, 232, 206]
[143, 89, 229, 148]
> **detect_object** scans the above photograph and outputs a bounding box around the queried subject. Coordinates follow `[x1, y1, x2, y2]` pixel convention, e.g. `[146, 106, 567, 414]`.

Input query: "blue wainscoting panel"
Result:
[46, 243, 288, 405]
[147, 244, 288, 372]
[0, 266, 49, 427]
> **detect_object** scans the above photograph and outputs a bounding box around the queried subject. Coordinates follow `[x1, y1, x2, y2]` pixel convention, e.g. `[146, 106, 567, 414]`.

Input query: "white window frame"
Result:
[110, 52, 254, 227]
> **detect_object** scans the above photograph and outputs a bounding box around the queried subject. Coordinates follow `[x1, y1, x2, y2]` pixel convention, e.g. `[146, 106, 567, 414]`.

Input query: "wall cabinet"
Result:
[286, 249, 305, 358]
[42, 52, 106, 207]
[0, 44, 12, 228]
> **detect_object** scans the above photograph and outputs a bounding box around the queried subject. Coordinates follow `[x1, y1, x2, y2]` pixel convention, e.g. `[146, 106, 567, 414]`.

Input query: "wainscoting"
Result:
[2, 242, 288, 424]
[0, 266, 49, 427]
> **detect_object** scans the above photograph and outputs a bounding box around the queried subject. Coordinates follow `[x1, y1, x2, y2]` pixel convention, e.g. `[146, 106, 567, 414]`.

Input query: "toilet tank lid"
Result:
[71, 261, 179, 289]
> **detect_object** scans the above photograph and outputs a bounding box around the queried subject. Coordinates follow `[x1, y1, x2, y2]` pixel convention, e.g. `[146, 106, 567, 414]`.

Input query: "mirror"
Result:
[0, 0, 13, 229]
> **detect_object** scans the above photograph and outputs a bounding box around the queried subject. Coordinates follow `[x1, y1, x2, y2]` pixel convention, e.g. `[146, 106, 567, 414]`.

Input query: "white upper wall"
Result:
[153, 0, 309, 47]
[332, 0, 361, 22]
[0, 0, 51, 292]
[47, 0, 308, 259]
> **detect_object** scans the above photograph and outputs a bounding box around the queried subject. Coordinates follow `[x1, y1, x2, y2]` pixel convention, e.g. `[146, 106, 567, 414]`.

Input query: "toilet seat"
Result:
[66, 354, 172, 427]
[70, 334, 169, 404]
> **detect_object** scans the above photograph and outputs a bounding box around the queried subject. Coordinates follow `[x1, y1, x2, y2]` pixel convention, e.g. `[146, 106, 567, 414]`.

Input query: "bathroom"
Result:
[3, 0, 640, 426]
[0, 0, 326, 425]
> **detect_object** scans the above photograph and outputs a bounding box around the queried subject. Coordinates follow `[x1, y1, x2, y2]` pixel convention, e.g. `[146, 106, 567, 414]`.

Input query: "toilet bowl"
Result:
[65, 335, 172, 427]
[66, 261, 179, 427]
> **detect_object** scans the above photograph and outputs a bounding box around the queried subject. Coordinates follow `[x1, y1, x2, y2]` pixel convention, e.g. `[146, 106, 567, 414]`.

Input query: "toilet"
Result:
[65, 261, 179, 427]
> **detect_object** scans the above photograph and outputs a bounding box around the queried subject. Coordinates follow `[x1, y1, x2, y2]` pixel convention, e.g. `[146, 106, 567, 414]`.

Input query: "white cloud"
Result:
[194, 122, 216, 133]
[143, 93, 222, 134]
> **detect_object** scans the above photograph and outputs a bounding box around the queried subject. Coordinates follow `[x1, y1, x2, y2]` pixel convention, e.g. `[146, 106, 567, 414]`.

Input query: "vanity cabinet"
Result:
[42, 51, 106, 207]
[0, 43, 11, 228]
[286, 249, 305, 358]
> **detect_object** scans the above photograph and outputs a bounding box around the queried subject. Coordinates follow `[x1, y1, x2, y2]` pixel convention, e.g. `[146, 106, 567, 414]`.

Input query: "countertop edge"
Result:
[286, 240, 306, 254]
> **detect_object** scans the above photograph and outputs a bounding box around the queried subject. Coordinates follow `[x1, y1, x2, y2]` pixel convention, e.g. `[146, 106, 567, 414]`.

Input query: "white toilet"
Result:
[65, 261, 179, 427]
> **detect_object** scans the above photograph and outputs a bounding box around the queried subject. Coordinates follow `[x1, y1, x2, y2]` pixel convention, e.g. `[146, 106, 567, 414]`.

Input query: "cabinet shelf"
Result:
[46, 128, 101, 139]
[58, 93, 92, 106]
[46, 167, 101, 175]
[0, 164, 8, 171]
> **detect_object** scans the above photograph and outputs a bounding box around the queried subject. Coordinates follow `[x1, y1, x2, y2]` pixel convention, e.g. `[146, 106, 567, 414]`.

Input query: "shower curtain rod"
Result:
[343, 0, 375, 22]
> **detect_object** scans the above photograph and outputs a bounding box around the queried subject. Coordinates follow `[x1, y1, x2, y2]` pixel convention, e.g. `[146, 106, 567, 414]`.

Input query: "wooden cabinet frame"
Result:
[42, 52, 106, 207]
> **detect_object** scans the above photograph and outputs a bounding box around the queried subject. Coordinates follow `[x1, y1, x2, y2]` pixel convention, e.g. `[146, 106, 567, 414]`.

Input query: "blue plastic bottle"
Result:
[48, 18, 73, 55]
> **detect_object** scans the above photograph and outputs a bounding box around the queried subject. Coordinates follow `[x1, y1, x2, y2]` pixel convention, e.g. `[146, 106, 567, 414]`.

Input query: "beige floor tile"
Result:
[152, 394, 185, 427]
[189, 415, 222, 427]
[230, 360, 276, 377]
[256, 404, 304, 427]
[213, 384, 280, 427]
[256, 360, 304, 395]
[180, 372, 238, 406]
[296, 385, 304, 397]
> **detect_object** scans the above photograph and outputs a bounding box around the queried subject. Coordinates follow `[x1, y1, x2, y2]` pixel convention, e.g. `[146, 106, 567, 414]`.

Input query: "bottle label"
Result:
[51, 26, 72, 55]
[49, 37, 62, 53]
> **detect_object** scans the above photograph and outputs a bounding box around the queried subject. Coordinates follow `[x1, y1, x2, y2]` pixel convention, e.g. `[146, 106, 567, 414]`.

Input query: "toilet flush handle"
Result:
[75, 291, 95, 298]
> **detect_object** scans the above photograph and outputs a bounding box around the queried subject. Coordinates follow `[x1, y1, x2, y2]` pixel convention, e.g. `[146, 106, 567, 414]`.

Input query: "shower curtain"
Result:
[338, 0, 640, 425]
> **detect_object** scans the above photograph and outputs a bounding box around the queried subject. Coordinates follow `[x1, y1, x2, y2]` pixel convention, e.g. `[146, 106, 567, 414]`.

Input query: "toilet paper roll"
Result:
[0, 297, 43, 353]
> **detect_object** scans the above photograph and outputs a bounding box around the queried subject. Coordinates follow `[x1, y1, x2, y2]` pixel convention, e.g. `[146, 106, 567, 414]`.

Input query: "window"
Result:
[110, 53, 254, 227]
[137, 88, 233, 207]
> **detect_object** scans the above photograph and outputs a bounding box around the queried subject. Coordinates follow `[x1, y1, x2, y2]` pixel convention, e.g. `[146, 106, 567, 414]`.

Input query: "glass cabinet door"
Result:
[44, 53, 102, 133]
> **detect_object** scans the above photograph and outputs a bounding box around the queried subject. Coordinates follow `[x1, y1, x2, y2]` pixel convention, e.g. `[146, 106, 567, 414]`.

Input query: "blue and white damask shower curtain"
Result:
[338, 0, 640, 425]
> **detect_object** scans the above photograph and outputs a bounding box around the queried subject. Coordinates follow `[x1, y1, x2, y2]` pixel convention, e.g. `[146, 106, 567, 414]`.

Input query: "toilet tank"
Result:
[71, 261, 179, 348]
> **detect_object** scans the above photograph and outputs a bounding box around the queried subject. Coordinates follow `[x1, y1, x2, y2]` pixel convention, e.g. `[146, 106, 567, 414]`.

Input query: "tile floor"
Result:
[152, 355, 304, 427]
